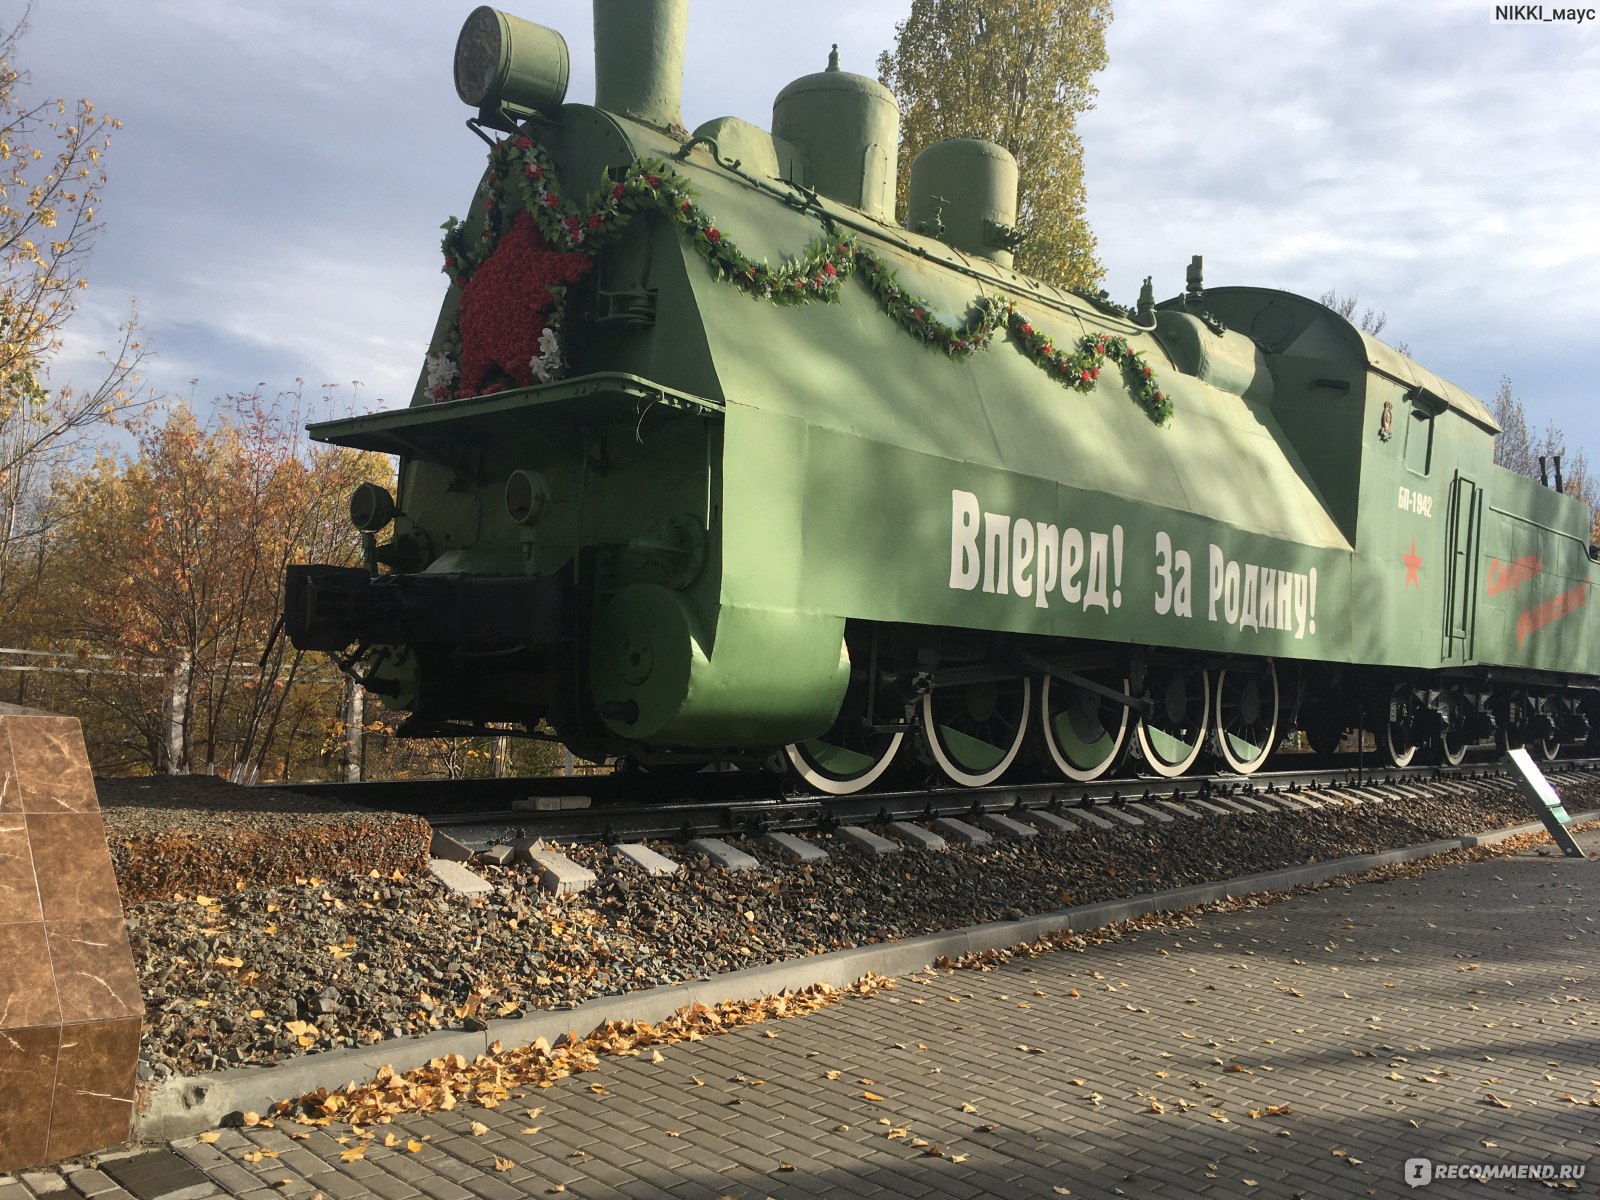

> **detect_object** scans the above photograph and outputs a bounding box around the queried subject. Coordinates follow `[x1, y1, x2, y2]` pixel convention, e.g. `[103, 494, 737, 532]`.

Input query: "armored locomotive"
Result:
[286, 0, 1600, 792]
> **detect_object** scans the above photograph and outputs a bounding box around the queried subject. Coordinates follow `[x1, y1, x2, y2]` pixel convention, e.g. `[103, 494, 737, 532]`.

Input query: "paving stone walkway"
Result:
[8, 832, 1600, 1199]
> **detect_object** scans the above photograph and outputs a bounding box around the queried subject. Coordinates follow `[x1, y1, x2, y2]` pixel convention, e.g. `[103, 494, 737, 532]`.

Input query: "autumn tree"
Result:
[1318, 289, 1388, 339]
[878, 0, 1110, 289]
[1318, 289, 1411, 356]
[1489, 375, 1599, 541]
[1491, 375, 1535, 478]
[0, 12, 146, 631]
[41, 394, 386, 777]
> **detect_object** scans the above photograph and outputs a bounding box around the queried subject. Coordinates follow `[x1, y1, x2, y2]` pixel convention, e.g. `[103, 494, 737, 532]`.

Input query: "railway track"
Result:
[270, 754, 1600, 849]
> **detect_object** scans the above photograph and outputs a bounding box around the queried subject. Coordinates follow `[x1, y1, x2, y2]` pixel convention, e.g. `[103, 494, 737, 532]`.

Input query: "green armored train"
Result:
[286, 1, 1600, 792]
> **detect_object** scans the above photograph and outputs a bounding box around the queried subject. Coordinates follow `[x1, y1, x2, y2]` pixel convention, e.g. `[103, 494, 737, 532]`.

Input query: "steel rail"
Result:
[266, 757, 1600, 849]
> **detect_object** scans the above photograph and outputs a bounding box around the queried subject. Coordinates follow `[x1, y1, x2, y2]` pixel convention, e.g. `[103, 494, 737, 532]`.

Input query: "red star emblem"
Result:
[1402, 538, 1423, 589]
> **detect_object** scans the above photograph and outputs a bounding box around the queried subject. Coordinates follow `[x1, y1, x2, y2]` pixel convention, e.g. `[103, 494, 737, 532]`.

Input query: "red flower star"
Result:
[458, 213, 590, 393]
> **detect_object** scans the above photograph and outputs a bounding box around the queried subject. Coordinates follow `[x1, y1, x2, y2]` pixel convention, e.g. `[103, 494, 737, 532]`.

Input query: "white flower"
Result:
[529, 326, 561, 383]
[425, 353, 458, 395]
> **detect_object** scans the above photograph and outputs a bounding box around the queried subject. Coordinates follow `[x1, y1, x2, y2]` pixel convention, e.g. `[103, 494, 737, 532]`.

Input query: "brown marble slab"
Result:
[8, 717, 96, 814]
[26, 813, 123, 923]
[46, 917, 142, 1024]
[0, 813, 40, 923]
[0, 712, 140, 1172]
[0, 725, 16, 814]
[0, 1023, 60, 1169]
[0, 921, 60, 1028]
[46, 1016, 139, 1161]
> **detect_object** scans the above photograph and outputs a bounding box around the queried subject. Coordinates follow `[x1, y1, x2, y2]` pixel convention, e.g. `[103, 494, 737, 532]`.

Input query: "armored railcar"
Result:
[285, 1, 1600, 791]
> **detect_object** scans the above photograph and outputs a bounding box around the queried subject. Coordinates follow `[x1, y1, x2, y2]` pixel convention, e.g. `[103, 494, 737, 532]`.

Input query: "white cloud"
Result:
[19, 0, 1600, 453]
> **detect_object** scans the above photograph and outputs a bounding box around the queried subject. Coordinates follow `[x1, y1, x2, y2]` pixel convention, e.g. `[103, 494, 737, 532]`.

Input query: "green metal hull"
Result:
[287, 21, 1600, 772]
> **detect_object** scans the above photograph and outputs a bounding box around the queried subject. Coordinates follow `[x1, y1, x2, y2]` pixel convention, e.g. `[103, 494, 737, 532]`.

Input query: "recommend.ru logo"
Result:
[1404, 1157, 1587, 1187]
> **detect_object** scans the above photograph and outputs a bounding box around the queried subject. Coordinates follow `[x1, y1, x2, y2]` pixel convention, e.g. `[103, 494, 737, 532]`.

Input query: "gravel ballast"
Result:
[103, 771, 1600, 1093]
[97, 775, 431, 904]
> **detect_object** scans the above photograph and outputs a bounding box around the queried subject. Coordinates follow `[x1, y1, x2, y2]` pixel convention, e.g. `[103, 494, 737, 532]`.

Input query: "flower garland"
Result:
[432, 133, 1172, 425]
[442, 135, 855, 302]
[1007, 314, 1172, 425]
[856, 254, 1007, 358]
[849, 257, 1169, 423]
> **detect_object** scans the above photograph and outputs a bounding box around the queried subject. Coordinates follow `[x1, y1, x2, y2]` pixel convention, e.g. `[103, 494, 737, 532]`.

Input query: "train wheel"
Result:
[1431, 688, 1469, 767]
[1495, 691, 1529, 756]
[1213, 660, 1279, 774]
[784, 679, 904, 795]
[921, 677, 1031, 787]
[1382, 687, 1417, 767]
[1039, 669, 1130, 782]
[1436, 727, 1469, 767]
[1384, 724, 1417, 767]
[1534, 696, 1562, 762]
[1134, 664, 1211, 778]
[785, 730, 903, 795]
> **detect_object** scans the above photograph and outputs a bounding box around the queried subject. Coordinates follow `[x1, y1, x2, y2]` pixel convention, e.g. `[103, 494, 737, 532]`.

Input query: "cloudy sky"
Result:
[23, 1, 1600, 453]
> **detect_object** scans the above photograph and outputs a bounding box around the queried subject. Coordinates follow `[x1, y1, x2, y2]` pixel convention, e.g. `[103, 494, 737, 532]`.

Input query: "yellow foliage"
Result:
[0, 12, 131, 464]
[38, 396, 390, 776]
[877, 0, 1110, 289]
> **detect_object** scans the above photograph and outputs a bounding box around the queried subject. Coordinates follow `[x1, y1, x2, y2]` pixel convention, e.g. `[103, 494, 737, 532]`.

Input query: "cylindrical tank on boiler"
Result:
[907, 138, 1021, 268]
[772, 47, 898, 222]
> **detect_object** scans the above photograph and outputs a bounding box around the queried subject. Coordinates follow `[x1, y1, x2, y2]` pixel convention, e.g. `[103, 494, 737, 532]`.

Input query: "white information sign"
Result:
[1505, 748, 1586, 858]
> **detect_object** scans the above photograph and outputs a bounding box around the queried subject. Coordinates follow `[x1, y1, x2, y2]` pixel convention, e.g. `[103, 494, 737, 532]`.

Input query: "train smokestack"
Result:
[593, 0, 687, 132]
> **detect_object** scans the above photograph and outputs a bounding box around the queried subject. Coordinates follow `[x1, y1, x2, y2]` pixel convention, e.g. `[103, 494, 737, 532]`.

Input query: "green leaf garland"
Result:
[855, 254, 1007, 357]
[437, 134, 1172, 425]
[1006, 313, 1172, 425]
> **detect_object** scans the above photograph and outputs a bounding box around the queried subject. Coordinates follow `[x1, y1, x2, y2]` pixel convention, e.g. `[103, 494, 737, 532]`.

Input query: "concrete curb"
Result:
[133, 808, 1595, 1141]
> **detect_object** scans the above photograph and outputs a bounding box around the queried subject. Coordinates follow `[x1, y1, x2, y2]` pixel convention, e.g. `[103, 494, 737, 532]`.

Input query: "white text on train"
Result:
[948, 490, 1123, 613]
